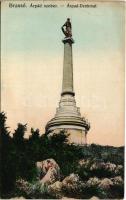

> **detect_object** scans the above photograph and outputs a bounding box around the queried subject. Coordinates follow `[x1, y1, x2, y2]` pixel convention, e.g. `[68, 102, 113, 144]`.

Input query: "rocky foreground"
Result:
[1, 113, 124, 199]
[15, 158, 124, 199]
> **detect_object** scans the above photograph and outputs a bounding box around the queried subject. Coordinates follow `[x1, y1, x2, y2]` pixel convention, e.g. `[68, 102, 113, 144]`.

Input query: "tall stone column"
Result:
[55, 38, 80, 118]
[62, 38, 74, 96]
[45, 36, 90, 144]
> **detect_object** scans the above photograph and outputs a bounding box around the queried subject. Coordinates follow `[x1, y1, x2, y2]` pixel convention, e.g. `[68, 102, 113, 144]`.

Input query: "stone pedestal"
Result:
[45, 37, 90, 144]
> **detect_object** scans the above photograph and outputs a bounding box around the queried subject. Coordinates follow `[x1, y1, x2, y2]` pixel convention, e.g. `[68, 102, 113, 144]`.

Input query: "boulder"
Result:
[48, 181, 63, 198]
[104, 162, 116, 172]
[90, 162, 105, 171]
[62, 173, 80, 186]
[16, 179, 30, 194]
[49, 181, 62, 192]
[78, 159, 90, 168]
[99, 178, 113, 189]
[36, 158, 60, 185]
[87, 177, 100, 187]
[62, 173, 82, 193]
[115, 165, 123, 175]
[111, 176, 123, 185]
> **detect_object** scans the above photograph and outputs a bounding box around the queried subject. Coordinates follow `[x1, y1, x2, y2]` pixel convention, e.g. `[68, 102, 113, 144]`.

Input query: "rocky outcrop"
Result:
[111, 176, 123, 185]
[62, 173, 80, 189]
[49, 181, 62, 192]
[48, 181, 63, 198]
[16, 179, 31, 195]
[99, 178, 113, 189]
[36, 158, 60, 185]
[78, 159, 123, 176]
[15, 158, 124, 199]
[87, 177, 100, 187]
[49, 173, 83, 198]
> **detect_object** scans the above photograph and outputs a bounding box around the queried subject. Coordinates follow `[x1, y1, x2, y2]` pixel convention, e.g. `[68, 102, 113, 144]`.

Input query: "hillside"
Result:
[1, 112, 124, 199]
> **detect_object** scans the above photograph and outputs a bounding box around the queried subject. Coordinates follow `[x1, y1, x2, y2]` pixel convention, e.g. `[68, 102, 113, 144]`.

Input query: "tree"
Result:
[1, 112, 15, 196]
[12, 123, 28, 180]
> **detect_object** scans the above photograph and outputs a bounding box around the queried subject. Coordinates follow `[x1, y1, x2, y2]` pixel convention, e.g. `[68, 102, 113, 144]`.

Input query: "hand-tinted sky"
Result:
[1, 1, 125, 146]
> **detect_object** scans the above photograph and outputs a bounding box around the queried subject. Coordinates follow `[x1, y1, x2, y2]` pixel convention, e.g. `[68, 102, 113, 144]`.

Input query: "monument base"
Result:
[45, 93, 89, 144]
[48, 127, 86, 144]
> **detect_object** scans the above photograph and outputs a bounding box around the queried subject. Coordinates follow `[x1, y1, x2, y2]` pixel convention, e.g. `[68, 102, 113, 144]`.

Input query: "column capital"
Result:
[62, 37, 75, 44]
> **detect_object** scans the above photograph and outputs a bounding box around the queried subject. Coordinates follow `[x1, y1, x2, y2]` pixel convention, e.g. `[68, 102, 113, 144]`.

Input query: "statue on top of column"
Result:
[61, 18, 72, 38]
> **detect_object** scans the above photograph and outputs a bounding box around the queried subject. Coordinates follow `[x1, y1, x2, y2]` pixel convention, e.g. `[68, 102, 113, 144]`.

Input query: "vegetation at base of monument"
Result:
[1, 112, 124, 199]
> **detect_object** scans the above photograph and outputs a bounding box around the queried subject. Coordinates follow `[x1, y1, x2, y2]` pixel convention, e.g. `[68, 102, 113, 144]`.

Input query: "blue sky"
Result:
[2, 2, 124, 54]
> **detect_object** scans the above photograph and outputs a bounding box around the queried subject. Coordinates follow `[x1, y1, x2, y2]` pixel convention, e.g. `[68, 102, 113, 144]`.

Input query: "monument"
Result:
[45, 19, 90, 144]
